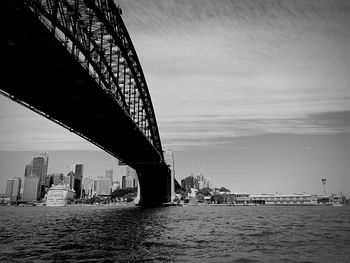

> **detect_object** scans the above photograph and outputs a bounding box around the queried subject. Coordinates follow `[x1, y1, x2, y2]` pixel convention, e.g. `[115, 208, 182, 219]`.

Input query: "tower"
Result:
[164, 149, 176, 202]
[105, 169, 113, 183]
[22, 153, 48, 201]
[321, 178, 327, 195]
[73, 164, 84, 198]
[5, 179, 14, 198]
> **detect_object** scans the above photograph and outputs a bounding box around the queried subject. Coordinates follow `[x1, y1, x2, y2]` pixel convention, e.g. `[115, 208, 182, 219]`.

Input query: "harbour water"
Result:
[0, 205, 349, 262]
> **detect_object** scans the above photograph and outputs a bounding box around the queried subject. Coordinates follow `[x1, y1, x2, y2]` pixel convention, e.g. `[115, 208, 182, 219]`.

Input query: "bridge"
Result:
[2, 0, 177, 206]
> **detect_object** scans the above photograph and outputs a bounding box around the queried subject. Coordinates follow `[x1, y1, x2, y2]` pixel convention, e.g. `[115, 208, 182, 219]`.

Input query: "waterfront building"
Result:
[67, 171, 75, 191]
[121, 175, 126, 189]
[72, 164, 84, 198]
[105, 169, 113, 182]
[26, 153, 49, 199]
[24, 164, 31, 177]
[316, 195, 331, 205]
[121, 166, 138, 189]
[11, 177, 22, 201]
[164, 149, 176, 201]
[82, 177, 94, 198]
[96, 177, 112, 196]
[231, 192, 250, 205]
[250, 194, 317, 205]
[181, 173, 212, 193]
[5, 179, 14, 199]
[123, 175, 134, 188]
[31, 153, 49, 199]
[22, 175, 40, 201]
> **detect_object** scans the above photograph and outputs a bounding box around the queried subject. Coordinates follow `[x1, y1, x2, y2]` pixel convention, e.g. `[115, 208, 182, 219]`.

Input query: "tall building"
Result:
[31, 153, 49, 199]
[67, 171, 75, 191]
[11, 177, 22, 201]
[5, 179, 14, 198]
[82, 177, 94, 198]
[122, 175, 126, 189]
[22, 153, 48, 201]
[72, 164, 84, 198]
[46, 173, 65, 187]
[121, 166, 138, 189]
[96, 177, 112, 196]
[24, 164, 32, 177]
[23, 176, 40, 201]
[105, 169, 113, 182]
[164, 149, 176, 201]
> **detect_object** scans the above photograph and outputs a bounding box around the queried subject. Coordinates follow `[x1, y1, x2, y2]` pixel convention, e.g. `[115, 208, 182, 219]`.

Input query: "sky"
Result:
[1, 0, 350, 195]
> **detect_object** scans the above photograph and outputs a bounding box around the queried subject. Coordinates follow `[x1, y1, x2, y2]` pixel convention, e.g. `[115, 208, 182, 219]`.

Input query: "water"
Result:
[0, 205, 350, 263]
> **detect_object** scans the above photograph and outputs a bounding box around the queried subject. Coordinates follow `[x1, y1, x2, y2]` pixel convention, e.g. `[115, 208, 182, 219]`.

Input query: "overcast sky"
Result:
[1, 0, 350, 194]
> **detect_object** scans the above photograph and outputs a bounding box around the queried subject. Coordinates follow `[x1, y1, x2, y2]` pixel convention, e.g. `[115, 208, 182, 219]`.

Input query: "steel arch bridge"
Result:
[3, 0, 175, 206]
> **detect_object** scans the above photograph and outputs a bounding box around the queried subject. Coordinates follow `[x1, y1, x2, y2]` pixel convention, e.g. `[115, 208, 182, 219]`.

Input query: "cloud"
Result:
[122, 0, 350, 150]
[1, 0, 350, 151]
[159, 111, 350, 150]
[0, 96, 99, 151]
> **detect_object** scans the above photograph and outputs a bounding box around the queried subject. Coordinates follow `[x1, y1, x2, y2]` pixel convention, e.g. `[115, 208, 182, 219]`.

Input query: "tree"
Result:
[211, 194, 224, 204]
[111, 187, 137, 199]
[196, 193, 205, 203]
[176, 189, 185, 196]
[198, 188, 212, 196]
[219, 187, 230, 192]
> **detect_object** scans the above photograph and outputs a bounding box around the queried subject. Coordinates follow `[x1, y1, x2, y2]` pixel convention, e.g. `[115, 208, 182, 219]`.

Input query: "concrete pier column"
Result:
[136, 162, 171, 207]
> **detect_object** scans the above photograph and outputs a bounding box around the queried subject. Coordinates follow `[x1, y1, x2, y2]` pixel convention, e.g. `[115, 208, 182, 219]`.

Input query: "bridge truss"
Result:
[24, 0, 163, 158]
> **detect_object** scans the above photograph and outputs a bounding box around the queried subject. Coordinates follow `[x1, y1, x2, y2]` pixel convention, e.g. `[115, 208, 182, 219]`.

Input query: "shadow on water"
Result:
[0, 205, 178, 262]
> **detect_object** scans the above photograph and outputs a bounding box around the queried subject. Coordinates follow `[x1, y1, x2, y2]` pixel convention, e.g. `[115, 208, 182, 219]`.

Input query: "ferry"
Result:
[46, 184, 75, 207]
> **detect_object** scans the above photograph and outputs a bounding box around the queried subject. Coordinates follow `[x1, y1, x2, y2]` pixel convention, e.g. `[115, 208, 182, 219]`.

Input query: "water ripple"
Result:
[0, 205, 350, 262]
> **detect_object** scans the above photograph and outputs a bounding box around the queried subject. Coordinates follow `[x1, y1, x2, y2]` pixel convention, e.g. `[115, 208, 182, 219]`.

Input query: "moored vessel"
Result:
[46, 184, 75, 207]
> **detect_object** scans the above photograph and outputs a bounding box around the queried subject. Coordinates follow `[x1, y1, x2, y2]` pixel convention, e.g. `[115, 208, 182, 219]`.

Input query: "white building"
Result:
[250, 193, 317, 205]
[96, 177, 112, 196]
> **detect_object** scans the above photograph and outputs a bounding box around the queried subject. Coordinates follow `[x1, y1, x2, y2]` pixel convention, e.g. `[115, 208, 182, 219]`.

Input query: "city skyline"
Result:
[1, 0, 350, 195]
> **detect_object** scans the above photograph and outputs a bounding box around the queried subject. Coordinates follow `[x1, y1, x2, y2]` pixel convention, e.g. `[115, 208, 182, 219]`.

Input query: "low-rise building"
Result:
[251, 193, 317, 205]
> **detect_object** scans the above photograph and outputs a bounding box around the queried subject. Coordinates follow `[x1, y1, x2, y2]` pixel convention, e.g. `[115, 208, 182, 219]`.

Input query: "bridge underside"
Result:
[3, 0, 171, 206]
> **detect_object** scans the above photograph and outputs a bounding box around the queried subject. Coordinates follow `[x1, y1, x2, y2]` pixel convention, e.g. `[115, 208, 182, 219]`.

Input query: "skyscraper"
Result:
[105, 169, 113, 183]
[121, 166, 138, 189]
[122, 175, 126, 189]
[67, 171, 75, 191]
[31, 153, 49, 199]
[22, 153, 48, 201]
[96, 177, 112, 196]
[164, 149, 176, 201]
[72, 164, 84, 198]
[24, 164, 31, 177]
[11, 177, 22, 201]
[5, 179, 14, 198]
[82, 177, 94, 198]
[23, 176, 40, 201]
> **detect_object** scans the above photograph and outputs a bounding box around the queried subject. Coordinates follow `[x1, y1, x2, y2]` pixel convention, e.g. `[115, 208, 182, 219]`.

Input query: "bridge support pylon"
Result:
[135, 163, 172, 207]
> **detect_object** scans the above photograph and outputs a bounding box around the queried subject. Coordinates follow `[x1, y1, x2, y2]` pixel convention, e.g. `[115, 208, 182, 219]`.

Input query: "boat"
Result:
[46, 184, 75, 207]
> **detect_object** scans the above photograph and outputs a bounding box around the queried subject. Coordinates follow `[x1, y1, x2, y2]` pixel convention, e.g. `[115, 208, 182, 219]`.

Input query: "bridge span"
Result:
[2, 0, 176, 206]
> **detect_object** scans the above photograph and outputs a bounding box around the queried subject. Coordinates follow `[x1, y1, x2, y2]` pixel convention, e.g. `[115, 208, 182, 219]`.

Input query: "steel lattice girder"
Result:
[25, 0, 163, 158]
